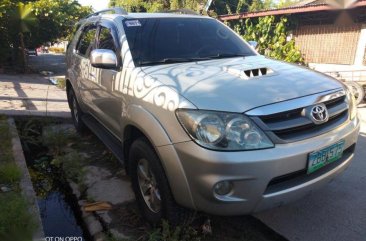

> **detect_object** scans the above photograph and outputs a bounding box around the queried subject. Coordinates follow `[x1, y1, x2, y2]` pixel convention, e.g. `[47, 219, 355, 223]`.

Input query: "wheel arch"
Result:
[122, 105, 195, 209]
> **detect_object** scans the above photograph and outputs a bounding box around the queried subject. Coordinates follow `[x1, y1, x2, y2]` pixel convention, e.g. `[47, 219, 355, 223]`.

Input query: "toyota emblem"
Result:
[310, 104, 329, 124]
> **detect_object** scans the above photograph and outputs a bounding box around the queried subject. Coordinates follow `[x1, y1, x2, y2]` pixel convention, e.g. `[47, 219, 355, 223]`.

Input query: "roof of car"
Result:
[96, 12, 211, 21]
[80, 9, 212, 26]
[125, 12, 210, 19]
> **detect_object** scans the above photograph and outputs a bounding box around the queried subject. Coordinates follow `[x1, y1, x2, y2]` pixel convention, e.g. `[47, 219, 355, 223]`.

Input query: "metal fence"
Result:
[323, 70, 366, 82]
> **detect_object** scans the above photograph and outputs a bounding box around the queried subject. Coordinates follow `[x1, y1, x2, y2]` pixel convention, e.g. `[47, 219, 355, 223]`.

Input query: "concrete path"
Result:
[255, 107, 366, 241]
[0, 74, 70, 118]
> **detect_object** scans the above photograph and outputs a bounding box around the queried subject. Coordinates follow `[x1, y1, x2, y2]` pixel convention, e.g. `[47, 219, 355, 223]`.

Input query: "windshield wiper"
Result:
[140, 57, 207, 66]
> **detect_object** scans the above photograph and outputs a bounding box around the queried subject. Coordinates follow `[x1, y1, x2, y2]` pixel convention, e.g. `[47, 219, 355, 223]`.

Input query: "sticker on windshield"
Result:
[125, 20, 141, 27]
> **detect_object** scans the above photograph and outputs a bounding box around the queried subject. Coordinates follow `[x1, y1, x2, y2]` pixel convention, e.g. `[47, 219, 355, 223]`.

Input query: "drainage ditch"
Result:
[15, 118, 91, 241]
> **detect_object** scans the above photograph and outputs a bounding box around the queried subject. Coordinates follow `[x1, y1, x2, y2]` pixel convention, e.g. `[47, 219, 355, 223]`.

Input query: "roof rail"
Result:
[85, 7, 128, 19]
[161, 8, 200, 15]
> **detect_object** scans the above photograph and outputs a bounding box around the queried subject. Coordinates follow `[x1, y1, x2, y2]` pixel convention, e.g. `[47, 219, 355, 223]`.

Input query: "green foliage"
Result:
[51, 151, 85, 184]
[16, 118, 43, 152]
[108, 0, 282, 17]
[147, 220, 202, 241]
[55, 77, 66, 89]
[108, 0, 264, 14]
[0, 192, 36, 241]
[0, 0, 92, 69]
[277, 0, 301, 8]
[109, 0, 205, 12]
[31, 0, 92, 46]
[42, 125, 77, 156]
[0, 118, 13, 164]
[0, 163, 22, 184]
[0, 118, 36, 241]
[11, 2, 38, 33]
[240, 15, 303, 63]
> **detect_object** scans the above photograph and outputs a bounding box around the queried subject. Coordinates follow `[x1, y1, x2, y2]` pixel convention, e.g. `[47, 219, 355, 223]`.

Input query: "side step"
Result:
[81, 115, 125, 166]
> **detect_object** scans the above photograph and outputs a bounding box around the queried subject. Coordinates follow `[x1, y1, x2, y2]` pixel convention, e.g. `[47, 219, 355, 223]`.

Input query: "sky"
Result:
[77, 0, 109, 11]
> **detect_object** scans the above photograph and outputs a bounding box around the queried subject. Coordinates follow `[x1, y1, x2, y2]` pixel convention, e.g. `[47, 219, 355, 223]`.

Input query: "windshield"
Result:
[123, 18, 256, 66]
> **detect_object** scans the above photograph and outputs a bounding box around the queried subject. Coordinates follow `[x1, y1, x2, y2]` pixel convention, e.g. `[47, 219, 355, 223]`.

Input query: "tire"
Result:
[129, 137, 194, 226]
[344, 82, 364, 105]
[68, 88, 87, 133]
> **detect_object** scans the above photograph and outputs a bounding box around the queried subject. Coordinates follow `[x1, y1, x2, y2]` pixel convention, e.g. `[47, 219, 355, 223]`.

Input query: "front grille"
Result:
[255, 95, 349, 143]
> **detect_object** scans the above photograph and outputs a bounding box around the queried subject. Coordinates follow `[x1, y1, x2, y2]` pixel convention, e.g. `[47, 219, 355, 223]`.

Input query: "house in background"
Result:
[218, 0, 366, 77]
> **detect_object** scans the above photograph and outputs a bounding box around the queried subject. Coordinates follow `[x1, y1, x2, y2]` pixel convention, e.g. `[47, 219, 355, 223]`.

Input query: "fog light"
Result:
[214, 181, 233, 196]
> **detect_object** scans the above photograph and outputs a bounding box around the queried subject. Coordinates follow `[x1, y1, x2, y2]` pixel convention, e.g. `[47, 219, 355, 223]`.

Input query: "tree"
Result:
[0, 0, 92, 71]
[109, 0, 205, 12]
[277, 0, 301, 8]
[242, 16, 303, 63]
[108, 0, 279, 15]
[31, 0, 92, 47]
[10, 2, 38, 72]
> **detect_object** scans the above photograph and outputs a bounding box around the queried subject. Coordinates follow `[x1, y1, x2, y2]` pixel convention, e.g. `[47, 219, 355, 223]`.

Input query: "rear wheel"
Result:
[68, 89, 87, 133]
[129, 137, 194, 225]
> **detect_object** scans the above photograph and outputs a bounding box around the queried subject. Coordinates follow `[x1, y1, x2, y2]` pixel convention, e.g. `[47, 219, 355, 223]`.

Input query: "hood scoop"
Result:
[224, 67, 274, 80]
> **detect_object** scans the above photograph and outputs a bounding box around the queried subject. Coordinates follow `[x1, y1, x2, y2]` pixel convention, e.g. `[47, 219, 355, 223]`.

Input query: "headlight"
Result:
[176, 109, 274, 151]
[345, 88, 357, 120]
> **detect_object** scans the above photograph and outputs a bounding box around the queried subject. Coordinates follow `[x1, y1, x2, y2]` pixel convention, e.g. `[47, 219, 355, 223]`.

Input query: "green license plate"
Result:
[307, 140, 345, 174]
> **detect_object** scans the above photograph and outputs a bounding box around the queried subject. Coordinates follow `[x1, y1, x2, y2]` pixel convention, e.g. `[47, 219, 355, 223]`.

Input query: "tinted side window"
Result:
[98, 27, 116, 53]
[76, 25, 97, 57]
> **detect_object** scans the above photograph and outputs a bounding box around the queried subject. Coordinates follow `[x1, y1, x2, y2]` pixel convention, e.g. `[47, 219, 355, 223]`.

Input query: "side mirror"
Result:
[90, 49, 118, 69]
[248, 41, 258, 49]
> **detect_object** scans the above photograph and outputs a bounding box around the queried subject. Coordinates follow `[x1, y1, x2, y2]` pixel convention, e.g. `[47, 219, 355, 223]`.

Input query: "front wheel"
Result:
[129, 137, 194, 225]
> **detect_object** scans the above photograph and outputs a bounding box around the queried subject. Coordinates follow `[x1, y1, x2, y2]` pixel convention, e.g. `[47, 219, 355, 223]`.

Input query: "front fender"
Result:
[122, 104, 195, 209]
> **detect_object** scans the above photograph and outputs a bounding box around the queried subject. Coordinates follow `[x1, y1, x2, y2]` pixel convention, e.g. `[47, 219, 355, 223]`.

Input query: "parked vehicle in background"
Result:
[324, 70, 366, 105]
[26, 48, 38, 56]
[65, 8, 360, 224]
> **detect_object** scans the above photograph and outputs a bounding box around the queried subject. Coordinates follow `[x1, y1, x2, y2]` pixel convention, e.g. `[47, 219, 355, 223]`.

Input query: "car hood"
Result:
[140, 56, 343, 113]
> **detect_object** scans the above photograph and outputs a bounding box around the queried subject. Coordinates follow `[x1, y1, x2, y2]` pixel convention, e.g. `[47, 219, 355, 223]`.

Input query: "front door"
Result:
[91, 22, 123, 137]
[73, 24, 99, 114]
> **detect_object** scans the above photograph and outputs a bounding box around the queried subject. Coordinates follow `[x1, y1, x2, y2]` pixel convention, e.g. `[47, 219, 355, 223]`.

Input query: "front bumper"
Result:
[170, 117, 360, 215]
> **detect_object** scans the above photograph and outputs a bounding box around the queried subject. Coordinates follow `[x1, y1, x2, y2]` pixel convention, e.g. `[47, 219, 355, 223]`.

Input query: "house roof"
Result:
[217, 0, 366, 21]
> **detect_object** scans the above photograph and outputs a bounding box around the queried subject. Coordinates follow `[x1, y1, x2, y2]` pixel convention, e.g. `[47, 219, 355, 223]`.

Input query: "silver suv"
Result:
[66, 8, 360, 224]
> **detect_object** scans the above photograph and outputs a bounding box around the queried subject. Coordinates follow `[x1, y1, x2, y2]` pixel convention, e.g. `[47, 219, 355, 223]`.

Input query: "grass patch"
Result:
[17, 117, 87, 187]
[0, 192, 36, 241]
[56, 78, 66, 89]
[52, 151, 86, 184]
[0, 163, 22, 184]
[0, 117, 21, 185]
[0, 117, 14, 163]
[147, 221, 202, 241]
[0, 117, 37, 241]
